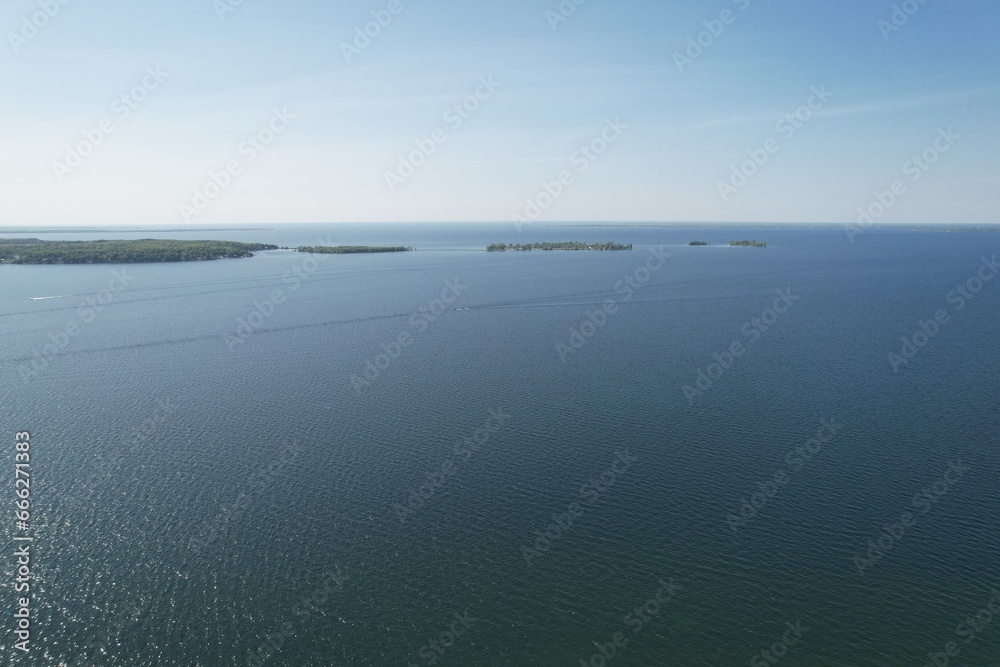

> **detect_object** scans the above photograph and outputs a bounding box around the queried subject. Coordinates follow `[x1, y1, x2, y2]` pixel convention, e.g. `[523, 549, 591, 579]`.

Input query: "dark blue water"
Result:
[1, 224, 998, 666]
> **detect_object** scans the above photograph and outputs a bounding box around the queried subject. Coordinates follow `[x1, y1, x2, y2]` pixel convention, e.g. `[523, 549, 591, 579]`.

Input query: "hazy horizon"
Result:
[3, 220, 998, 231]
[0, 220, 1000, 234]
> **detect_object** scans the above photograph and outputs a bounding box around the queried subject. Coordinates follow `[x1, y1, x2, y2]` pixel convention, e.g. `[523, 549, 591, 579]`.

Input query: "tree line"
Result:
[297, 246, 413, 254]
[0, 239, 278, 264]
[486, 241, 632, 251]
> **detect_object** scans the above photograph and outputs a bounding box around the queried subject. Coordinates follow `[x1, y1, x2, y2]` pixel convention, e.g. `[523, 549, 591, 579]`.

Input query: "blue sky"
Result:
[1, 0, 997, 225]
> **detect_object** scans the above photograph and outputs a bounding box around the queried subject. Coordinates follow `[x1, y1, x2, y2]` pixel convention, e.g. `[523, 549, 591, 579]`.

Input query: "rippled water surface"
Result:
[1, 224, 998, 666]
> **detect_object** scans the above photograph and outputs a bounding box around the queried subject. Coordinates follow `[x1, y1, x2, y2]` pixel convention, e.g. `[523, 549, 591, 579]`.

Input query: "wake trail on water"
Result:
[0, 282, 938, 366]
[0, 264, 606, 318]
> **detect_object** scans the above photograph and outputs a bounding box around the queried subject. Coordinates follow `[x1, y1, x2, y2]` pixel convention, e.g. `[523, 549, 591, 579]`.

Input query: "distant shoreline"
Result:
[0, 228, 273, 234]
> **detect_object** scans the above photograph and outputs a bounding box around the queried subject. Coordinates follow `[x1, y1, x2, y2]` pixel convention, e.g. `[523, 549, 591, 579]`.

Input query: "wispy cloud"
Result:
[819, 87, 998, 118]
[681, 87, 998, 132]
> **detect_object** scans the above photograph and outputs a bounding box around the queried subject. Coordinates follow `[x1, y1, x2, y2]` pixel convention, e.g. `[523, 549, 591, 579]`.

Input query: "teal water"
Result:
[1, 224, 998, 666]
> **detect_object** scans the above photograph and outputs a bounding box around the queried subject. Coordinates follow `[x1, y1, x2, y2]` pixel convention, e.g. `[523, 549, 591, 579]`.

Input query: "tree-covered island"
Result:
[0, 239, 278, 264]
[688, 240, 769, 247]
[296, 246, 413, 254]
[486, 241, 632, 251]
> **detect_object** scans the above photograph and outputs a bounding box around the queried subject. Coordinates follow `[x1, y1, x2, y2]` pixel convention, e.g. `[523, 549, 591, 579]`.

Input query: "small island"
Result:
[730, 240, 767, 248]
[296, 246, 413, 254]
[0, 239, 278, 264]
[688, 241, 709, 246]
[486, 241, 632, 252]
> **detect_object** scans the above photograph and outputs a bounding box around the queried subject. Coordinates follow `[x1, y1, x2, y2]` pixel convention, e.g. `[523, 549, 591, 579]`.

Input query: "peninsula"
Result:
[0, 239, 278, 264]
[486, 242, 632, 252]
[730, 240, 767, 248]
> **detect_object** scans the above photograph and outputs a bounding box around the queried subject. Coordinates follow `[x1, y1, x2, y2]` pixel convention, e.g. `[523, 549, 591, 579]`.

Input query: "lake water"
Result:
[1, 223, 998, 666]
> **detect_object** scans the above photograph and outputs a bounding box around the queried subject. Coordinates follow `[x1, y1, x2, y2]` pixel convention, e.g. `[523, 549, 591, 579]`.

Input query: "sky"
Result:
[1, 0, 997, 226]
